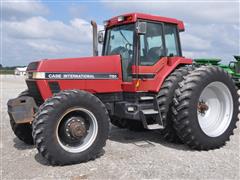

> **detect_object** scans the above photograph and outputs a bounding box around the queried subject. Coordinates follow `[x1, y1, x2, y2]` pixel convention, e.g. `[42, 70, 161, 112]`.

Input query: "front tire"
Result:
[32, 90, 110, 165]
[173, 66, 239, 150]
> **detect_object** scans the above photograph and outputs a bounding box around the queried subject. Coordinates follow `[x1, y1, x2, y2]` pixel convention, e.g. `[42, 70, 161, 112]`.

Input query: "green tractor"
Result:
[194, 56, 240, 88]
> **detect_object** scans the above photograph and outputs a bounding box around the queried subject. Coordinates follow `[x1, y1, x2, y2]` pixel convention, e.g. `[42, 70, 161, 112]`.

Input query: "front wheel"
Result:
[173, 66, 239, 150]
[32, 90, 110, 165]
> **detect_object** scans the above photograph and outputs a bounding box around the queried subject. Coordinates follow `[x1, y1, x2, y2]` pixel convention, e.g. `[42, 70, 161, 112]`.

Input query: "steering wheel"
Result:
[110, 46, 130, 60]
[110, 46, 132, 81]
[125, 43, 133, 56]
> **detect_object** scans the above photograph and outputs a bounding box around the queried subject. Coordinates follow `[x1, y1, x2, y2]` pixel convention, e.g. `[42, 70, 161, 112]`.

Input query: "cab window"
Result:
[139, 22, 164, 66]
[104, 24, 135, 82]
[164, 24, 180, 56]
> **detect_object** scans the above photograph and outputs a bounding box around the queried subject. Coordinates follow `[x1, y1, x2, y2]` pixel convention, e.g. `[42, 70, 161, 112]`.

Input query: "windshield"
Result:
[104, 24, 135, 82]
[104, 24, 135, 60]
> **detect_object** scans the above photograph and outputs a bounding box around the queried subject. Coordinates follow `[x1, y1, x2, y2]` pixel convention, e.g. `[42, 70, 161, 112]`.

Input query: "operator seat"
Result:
[146, 46, 164, 64]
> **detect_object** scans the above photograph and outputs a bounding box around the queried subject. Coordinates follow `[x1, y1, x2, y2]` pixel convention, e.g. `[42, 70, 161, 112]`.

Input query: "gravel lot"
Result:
[1, 75, 240, 180]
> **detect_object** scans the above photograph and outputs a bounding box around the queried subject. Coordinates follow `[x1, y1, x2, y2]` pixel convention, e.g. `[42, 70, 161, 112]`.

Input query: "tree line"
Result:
[0, 64, 26, 74]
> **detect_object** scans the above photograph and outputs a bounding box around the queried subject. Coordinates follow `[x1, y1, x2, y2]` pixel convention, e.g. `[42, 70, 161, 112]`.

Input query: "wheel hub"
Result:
[57, 107, 98, 153]
[197, 81, 233, 137]
[66, 118, 87, 139]
[197, 100, 209, 115]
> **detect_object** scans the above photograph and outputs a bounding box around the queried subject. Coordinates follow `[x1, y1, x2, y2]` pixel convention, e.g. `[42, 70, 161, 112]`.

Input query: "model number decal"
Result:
[45, 73, 119, 80]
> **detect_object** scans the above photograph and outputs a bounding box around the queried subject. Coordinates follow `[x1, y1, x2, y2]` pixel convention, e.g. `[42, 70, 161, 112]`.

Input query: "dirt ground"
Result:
[0, 75, 239, 180]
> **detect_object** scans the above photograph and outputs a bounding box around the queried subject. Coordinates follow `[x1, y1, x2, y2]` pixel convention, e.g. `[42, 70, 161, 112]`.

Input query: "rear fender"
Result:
[155, 57, 192, 92]
[136, 57, 192, 92]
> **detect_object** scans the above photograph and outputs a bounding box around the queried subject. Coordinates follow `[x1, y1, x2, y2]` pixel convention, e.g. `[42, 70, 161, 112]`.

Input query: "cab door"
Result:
[136, 21, 183, 92]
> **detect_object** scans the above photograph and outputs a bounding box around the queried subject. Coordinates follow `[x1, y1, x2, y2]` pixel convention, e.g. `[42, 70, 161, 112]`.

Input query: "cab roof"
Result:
[106, 13, 184, 31]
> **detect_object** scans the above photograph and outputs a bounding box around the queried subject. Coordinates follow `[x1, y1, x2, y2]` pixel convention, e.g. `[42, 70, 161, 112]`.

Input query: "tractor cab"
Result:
[97, 13, 185, 83]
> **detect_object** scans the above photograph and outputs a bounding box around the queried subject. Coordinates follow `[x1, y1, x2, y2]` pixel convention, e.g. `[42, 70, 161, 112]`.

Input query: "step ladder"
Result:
[139, 96, 164, 130]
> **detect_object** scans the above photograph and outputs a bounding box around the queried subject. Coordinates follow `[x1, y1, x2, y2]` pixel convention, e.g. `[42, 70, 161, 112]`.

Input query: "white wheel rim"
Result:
[56, 107, 98, 153]
[197, 81, 233, 137]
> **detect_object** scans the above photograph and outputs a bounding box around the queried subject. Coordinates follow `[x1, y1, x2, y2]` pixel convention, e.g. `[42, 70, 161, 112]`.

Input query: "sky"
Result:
[1, 0, 240, 66]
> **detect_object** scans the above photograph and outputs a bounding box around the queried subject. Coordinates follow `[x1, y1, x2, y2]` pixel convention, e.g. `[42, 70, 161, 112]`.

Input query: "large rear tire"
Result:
[157, 66, 194, 142]
[32, 90, 110, 165]
[173, 66, 239, 150]
[9, 90, 34, 145]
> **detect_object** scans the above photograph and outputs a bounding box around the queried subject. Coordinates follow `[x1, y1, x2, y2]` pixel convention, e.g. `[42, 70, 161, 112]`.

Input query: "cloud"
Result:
[2, 1, 100, 66]
[4, 17, 93, 44]
[181, 34, 212, 51]
[27, 41, 67, 54]
[2, 0, 49, 21]
[102, 1, 239, 62]
[2, 16, 95, 66]
[2, 0, 239, 66]
[68, 4, 88, 18]
[180, 23, 239, 62]
[102, 1, 239, 24]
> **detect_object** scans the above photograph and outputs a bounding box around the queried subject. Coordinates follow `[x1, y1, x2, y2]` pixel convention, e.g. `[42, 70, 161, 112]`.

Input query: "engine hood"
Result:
[26, 55, 124, 95]
[27, 55, 123, 81]
[37, 55, 122, 73]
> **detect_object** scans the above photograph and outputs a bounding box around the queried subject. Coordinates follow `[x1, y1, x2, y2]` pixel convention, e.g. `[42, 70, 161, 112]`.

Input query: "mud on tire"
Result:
[173, 66, 239, 150]
[32, 90, 110, 165]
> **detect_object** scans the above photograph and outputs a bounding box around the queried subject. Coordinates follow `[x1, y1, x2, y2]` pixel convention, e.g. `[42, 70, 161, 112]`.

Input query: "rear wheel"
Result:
[32, 90, 110, 165]
[9, 90, 34, 145]
[173, 66, 239, 150]
[157, 66, 194, 142]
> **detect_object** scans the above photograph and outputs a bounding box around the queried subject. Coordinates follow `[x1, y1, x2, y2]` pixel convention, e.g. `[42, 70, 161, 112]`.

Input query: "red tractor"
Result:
[8, 13, 239, 165]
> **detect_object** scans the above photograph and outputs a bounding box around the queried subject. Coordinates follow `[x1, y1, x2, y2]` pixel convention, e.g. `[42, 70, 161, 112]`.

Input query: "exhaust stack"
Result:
[91, 20, 98, 56]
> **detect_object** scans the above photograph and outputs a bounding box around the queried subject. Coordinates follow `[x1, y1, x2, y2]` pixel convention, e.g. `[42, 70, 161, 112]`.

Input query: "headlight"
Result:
[26, 72, 45, 79]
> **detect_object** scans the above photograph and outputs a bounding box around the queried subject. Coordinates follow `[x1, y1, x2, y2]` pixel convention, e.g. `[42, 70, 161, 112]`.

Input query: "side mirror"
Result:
[137, 22, 147, 34]
[98, 31, 104, 44]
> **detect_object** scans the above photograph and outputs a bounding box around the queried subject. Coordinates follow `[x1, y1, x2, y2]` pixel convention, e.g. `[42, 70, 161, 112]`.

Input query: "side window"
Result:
[140, 35, 145, 57]
[139, 22, 164, 66]
[147, 36, 162, 49]
[164, 24, 180, 56]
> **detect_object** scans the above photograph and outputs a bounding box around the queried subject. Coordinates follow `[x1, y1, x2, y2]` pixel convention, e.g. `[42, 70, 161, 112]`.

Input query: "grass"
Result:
[0, 70, 14, 74]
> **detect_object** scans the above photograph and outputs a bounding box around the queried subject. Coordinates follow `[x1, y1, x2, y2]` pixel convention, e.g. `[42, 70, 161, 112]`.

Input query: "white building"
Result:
[15, 67, 27, 76]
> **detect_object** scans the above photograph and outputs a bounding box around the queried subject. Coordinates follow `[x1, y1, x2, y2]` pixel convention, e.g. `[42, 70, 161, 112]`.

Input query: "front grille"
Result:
[48, 81, 60, 94]
[26, 80, 44, 106]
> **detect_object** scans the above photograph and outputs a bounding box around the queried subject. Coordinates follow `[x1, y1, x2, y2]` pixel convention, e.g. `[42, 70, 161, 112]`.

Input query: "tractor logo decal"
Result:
[45, 73, 119, 80]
